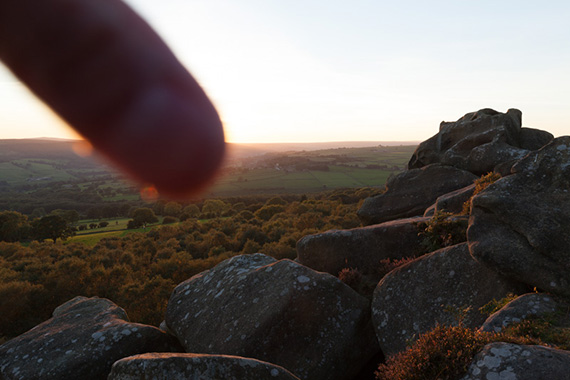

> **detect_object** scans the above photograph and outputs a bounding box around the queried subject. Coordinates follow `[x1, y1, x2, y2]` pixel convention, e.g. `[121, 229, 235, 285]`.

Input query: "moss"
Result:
[500, 304, 570, 350]
[478, 293, 518, 317]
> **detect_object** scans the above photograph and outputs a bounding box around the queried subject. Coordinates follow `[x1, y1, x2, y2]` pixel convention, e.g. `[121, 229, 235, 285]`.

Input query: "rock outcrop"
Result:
[357, 164, 477, 225]
[460, 343, 570, 380]
[408, 108, 553, 175]
[480, 293, 559, 333]
[108, 353, 301, 380]
[296, 216, 427, 276]
[165, 254, 379, 380]
[468, 137, 570, 296]
[423, 183, 476, 216]
[372, 243, 526, 356]
[0, 297, 179, 380]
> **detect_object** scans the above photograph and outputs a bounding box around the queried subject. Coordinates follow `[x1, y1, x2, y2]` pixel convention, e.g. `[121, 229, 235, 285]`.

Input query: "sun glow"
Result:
[1, 1, 570, 142]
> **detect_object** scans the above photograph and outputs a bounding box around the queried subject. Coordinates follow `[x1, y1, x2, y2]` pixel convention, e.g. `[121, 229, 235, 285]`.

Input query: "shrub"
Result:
[254, 204, 286, 221]
[376, 324, 493, 380]
[462, 172, 501, 214]
[417, 211, 467, 253]
[376, 257, 416, 278]
[338, 267, 363, 290]
[376, 319, 543, 380]
[162, 216, 177, 225]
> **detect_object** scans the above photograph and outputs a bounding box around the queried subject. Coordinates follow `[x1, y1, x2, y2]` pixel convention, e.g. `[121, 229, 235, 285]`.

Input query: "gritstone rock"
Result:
[371, 243, 526, 356]
[480, 293, 559, 333]
[165, 253, 379, 380]
[357, 164, 477, 225]
[0, 296, 180, 380]
[423, 183, 476, 217]
[468, 136, 570, 297]
[296, 216, 428, 277]
[108, 353, 301, 380]
[460, 343, 570, 380]
[408, 108, 553, 175]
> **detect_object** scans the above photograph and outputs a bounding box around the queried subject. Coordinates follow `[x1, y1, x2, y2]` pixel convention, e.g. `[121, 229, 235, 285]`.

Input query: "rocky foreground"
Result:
[2, 108, 570, 379]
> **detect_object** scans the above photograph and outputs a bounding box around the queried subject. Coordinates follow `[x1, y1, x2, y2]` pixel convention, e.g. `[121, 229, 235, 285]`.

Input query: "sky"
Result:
[1, 0, 569, 143]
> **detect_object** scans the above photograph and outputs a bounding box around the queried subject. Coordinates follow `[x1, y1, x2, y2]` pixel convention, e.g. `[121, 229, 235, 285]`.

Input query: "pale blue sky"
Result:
[1, 0, 569, 142]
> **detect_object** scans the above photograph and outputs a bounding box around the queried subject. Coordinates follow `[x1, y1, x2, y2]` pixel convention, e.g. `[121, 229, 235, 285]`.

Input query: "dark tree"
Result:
[0, 211, 31, 242]
[32, 215, 74, 243]
[128, 208, 158, 228]
[50, 209, 80, 225]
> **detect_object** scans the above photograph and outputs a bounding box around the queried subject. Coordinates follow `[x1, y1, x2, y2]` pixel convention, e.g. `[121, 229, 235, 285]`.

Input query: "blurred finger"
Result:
[0, 0, 225, 197]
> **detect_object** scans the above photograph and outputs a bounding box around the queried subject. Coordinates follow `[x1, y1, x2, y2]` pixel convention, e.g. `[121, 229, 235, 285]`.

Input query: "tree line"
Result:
[0, 187, 383, 342]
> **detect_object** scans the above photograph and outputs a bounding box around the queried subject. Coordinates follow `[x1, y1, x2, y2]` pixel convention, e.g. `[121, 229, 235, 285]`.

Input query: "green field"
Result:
[0, 140, 417, 212]
[208, 145, 415, 196]
[69, 219, 158, 246]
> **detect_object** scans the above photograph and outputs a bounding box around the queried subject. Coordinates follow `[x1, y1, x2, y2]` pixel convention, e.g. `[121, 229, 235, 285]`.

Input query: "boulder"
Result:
[408, 108, 553, 175]
[296, 216, 428, 277]
[357, 164, 477, 225]
[423, 183, 476, 216]
[520, 127, 555, 150]
[0, 296, 180, 380]
[372, 243, 526, 356]
[460, 343, 570, 380]
[468, 137, 570, 297]
[165, 254, 379, 380]
[108, 353, 301, 380]
[480, 293, 559, 333]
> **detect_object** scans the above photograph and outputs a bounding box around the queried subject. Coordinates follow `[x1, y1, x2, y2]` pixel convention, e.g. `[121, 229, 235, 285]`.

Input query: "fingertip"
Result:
[95, 82, 226, 198]
[0, 0, 226, 197]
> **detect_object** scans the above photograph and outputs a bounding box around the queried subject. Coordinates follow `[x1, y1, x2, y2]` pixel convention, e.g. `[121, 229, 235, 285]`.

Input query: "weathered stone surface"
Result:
[108, 353, 301, 380]
[372, 243, 526, 356]
[0, 296, 180, 380]
[357, 164, 477, 225]
[460, 343, 570, 380]
[408, 108, 552, 175]
[467, 141, 529, 175]
[480, 293, 558, 333]
[468, 136, 570, 297]
[165, 254, 379, 380]
[520, 127, 555, 150]
[423, 183, 476, 216]
[296, 216, 428, 276]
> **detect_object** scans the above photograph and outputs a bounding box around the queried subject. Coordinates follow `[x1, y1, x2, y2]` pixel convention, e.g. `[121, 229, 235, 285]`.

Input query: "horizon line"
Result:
[1, 137, 421, 145]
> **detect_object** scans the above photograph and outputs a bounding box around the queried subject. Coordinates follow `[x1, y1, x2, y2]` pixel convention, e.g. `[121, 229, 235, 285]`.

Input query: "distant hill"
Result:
[227, 141, 420, 159]
[0, 138, 418, 162]
[0, 139, 418, 210]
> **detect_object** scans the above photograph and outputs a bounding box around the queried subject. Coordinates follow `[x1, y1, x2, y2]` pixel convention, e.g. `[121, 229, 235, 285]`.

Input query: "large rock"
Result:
[109, 353, 301, 380]
[165, 254, 379, 380]
[0, 296, 179, 380]
[372, 243, 526, 356]
[408, 108, 553, 175]
[296, 216, 428, 277]
[480, 293, 559, 333]
[357, 164, 477, 225]
[468, 137, 570, 297]
[460, 343, 570, 380]
[423, 183, 476, 216]
[520, 127, 556, 150]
